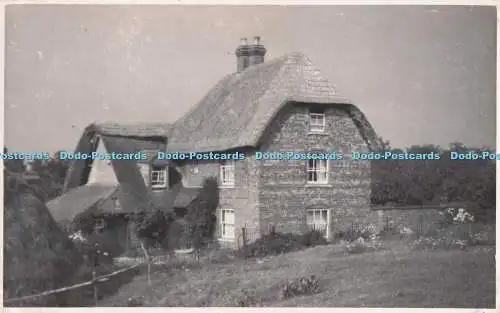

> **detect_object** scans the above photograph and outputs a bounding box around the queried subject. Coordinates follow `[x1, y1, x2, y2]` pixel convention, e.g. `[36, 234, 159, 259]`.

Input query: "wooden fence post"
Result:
[92, 244, 99, 306]
[241, 227, 247, 247]
[92, 269, 98, 306]
[418, 215, 424, 235]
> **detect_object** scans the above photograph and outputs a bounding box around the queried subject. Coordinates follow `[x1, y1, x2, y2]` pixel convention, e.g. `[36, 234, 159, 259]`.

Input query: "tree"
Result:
[133, 203, 175, 259]
[28, 152, 70, 201]
[371, 141, 496, 221]
[186, 177, 219, 253]
[3, 147, 25, 173]
[131, 201, 175, 285]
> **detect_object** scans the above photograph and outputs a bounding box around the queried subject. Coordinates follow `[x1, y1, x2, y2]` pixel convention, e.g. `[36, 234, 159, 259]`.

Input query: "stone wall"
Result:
[376, 208, 445, 234]
[176, 147, 261, 248]
[257, 102, 373, 240]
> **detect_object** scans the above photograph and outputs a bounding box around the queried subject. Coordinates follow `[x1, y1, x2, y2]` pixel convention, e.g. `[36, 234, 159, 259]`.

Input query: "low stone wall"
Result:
[374, 207, 445, 234]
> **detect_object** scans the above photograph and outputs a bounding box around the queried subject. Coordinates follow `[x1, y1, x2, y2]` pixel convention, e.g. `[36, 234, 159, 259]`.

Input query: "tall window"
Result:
[220, 160, 235, 186]
[150, 165, 167, 189]
[309, 108, 326, 133]
[221, 209, 235, 239]
[307, 209, 329, 239]
[306, 159, 329, 184]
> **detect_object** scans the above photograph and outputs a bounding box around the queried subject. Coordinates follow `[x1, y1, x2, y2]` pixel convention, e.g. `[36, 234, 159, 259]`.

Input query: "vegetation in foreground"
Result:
[100, 241, 494, 308]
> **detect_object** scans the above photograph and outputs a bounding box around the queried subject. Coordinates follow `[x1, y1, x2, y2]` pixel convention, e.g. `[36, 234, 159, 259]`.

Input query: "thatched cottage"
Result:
[47, 36, 381, 250]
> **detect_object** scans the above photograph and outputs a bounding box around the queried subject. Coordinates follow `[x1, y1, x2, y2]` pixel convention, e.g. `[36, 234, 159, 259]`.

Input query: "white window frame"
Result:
[309, 111, 326, 133]
[306, 208, 330, 239]
[220, 209, 235, 240]
[220, 160, 235, 186]
[150, 165, 167, 189]
[306, 159, 329, 184]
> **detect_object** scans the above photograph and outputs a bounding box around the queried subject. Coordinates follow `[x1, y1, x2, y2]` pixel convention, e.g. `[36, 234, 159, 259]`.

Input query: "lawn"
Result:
[99, 242, 495, 308]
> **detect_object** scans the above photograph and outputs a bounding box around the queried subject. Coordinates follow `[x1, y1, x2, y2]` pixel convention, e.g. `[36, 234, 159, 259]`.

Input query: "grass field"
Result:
[100, 242, 495, 308]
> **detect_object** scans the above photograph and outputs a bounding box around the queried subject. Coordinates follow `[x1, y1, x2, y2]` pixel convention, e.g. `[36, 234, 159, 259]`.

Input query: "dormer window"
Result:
[150, 165, 167, 189]
[309, 108, 326, 133]
[220, 160, 235, 186]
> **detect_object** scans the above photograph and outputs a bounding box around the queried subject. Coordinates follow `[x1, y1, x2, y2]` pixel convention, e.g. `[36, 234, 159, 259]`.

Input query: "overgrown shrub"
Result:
[334, 224, 377, 242]
[341, 237, 384, 255]
[239, 230, 327, 258]
[412, 223, 495, 250]
[234, 289, 260, 307]
[280, 275, 320, 300]
[185, 177, 219, 250]
[299, 230, 328, 247]
[4, 170, 82, 306]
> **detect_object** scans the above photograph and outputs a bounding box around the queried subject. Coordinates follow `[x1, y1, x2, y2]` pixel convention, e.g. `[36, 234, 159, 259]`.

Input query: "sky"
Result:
[4, 5, 497, 153]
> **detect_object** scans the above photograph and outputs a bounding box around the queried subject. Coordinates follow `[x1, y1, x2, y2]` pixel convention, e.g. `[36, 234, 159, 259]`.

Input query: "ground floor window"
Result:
[306, 208, 330, 239]
[220, 209, 235, 240]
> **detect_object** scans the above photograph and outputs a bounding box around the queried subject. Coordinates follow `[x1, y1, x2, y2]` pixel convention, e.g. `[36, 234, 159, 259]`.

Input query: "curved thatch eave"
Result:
[166, 52, 382, 153]
[252, 99, 382, 152]
[86, 122, 171, 141]
[62, 129, 99, 192]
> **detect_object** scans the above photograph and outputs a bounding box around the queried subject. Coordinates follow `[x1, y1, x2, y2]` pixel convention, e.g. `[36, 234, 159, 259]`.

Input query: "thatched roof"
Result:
[57, 132, 162, 223]
[168, 52, 381, 152]
[46, 184, 118, 224]
[47, 182, 199, 225]
[4, 170, 81, 305]
[86, 122, 172, 139]
[71, 52, 380, 158]
[57, 51, 380, 225]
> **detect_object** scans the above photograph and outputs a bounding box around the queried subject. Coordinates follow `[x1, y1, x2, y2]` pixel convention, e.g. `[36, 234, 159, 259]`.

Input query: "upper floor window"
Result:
[309, 108, 326, 133]
[307, 159, 329, 184]
[150, 165, 167, 189]
[220, 160, 235, 186]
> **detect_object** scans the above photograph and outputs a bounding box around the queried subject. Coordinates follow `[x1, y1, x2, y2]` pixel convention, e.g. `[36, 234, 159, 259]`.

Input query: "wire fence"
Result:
[3, 262, 142, 307]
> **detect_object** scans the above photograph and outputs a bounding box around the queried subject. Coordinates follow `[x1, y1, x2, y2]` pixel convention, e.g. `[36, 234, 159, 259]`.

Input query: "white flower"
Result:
[68, 230, 87, 242]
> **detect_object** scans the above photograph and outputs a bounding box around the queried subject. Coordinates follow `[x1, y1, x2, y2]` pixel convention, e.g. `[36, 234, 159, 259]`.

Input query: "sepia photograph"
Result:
[2, 3, 497, 309]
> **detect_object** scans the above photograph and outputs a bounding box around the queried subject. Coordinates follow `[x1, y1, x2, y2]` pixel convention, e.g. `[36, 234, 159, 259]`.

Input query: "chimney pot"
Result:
[248, 35, 266, 67]
[240, 37, 248, 46]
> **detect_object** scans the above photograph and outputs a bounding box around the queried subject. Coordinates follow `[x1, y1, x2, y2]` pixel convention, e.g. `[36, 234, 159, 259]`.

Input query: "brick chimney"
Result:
[249, 36, 266, 66]
[235, 37, 250, 72]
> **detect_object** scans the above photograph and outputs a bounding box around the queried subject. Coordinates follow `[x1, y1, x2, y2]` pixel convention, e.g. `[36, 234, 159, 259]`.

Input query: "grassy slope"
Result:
[100, 243, 495, 308]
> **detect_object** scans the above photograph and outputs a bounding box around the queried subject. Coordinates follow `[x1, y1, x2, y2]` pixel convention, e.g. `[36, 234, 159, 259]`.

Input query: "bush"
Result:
[412, 223, 495, 250]
[334, 224, 377, 242]
[341, 237, 384, 255]
[185, 177, 219, 250]
[234, 289, 260, 307]
[280, 275, 320, 300]
[299, 230, 328, 247]
[239, 230, 327, 258]
[4, 170, 82, 306]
